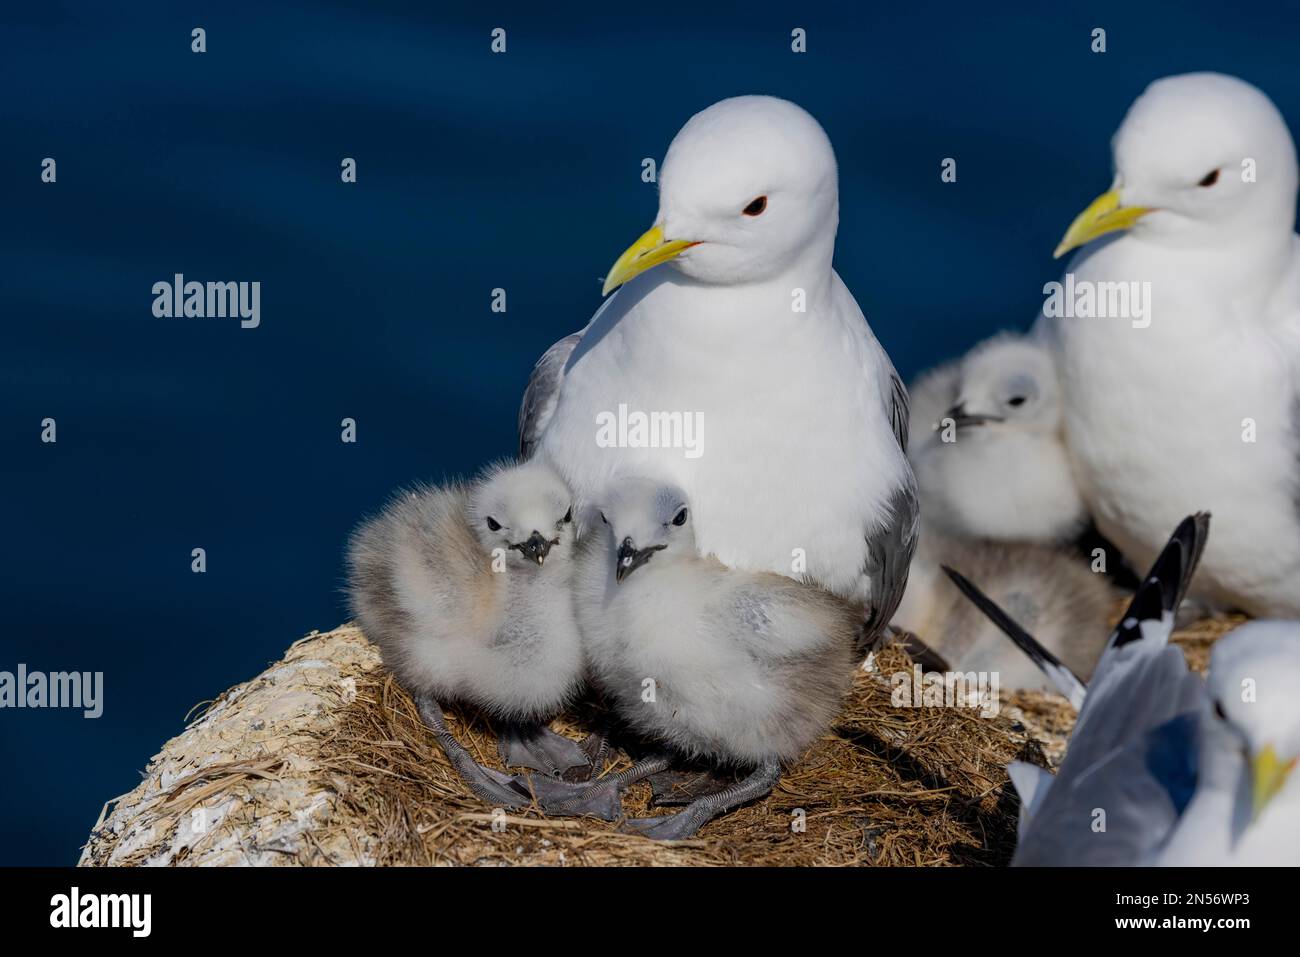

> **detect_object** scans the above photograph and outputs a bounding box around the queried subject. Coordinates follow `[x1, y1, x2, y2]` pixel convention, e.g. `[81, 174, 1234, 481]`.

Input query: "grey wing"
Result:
[879, 361, 910, 455]
[1013, 647, 1204, 865]
[1013, 690, 1202, 866]
[517, 332, 582, 460]
[1058, 643, 1204, 783]
[1291, 386, 1300, 524]
[861, 478, 920, 643]
[1014, 556, 1204, 865]
[859, 353, 919, 642]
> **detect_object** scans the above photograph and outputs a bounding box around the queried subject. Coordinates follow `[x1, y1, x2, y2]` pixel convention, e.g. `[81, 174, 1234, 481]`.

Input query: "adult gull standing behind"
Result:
[1042, 72, 1300, 616]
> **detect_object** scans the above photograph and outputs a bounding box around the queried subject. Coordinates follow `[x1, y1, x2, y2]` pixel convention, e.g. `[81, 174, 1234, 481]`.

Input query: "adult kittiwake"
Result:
[948, 514, 1300, 865]
[519, 96, 917, 635]
[1041, 72, 1300, 616]
[1156, 619, 1300, 866]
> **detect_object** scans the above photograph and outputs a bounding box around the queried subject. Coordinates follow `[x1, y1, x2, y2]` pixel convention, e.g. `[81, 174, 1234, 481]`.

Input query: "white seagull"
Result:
[1156, 619, 1300, 866]
[518, 96, 917, 635]
[948, 514, 1300, 865]
[1041, 72, 1300, 616]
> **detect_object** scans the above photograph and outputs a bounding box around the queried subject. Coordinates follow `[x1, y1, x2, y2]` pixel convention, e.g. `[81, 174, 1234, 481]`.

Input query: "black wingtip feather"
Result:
[1111, 578, 1167, 647]
[1172, 512, 1211, 611]
[1110, 513, 1211, 648]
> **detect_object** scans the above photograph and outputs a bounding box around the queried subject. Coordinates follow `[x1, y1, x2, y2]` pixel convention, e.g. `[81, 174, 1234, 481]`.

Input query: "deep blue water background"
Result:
[2, 1, 1298, 864]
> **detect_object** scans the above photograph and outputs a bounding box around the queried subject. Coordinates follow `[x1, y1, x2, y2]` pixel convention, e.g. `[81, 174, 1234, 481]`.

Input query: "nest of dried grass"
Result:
[79, 609, 1245, 867]
[313, 642, 1032, 867]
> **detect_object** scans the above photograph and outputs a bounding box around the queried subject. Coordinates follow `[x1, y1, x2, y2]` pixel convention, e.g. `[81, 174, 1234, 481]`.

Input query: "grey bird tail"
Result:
[1106, 512, 1210, 650]
[940, 564, 1088, 709]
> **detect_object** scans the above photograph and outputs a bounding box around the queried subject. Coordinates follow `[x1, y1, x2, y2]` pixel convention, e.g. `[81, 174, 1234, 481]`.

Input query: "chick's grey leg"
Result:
[498, 723, 592, 779]
[415, 694, 532, 808]
[534, 753, 674, 820]
[623, 758, 781, 841]
[580, 729, 611, 776]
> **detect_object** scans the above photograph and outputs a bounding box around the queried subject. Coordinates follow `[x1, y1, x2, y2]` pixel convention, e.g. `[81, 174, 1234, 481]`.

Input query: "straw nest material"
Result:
[79, 609, 1244, 867]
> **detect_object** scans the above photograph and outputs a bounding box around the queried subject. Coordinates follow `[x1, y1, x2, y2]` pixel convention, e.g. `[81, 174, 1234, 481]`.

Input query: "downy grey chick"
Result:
[346, 459, 601, 811]
[892, 523, 1114, 691]
[564, 478, 862, 840]
[909, 333, 1088, 544]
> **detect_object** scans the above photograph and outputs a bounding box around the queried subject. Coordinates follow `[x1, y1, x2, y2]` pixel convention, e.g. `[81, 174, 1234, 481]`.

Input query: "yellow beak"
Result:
[1251, 745, 1297, 820]
[1053, 189, 1153, 259]
[601, 225, 697, 296]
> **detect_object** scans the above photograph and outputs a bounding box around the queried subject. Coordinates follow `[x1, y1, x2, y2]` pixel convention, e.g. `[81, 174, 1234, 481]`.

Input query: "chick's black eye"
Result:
[486, 517, 502, 531]
[563, 507, 573, 523]
[1007, 396, 1027, 408]
[1213, 699, 1227, 721]
[742, 196, 767, 216]
[1198, 169, 1220, 187]
[599, 512, 607, 525]
[672, 507, 688, 526]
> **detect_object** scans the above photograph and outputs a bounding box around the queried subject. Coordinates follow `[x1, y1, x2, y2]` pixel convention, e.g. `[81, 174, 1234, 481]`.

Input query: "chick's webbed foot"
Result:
[623, 758, 781, 841]
[526, 753, 674, 822]
[498, 724, 592, 779]
[512, 773, 624, 821]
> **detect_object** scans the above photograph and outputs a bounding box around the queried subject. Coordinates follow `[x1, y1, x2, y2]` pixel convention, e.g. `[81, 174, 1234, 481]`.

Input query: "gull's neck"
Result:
[1132, 215, 1296, 290]
[772, 210, 838, 300]
[668, 234, 838, 327]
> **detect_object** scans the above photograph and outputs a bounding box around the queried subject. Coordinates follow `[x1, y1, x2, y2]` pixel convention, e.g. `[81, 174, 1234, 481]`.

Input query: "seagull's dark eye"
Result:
[1213, 699, 1228, 721]
[562, 507, 573, 524]
[672, 507, 689, 526]
[1198, 169, 1220, 187]
[486, 517, 502, 531]
[1007, 396, 1027, 408]
[742, 196, 767, 216]
[599, 512, 608, 525]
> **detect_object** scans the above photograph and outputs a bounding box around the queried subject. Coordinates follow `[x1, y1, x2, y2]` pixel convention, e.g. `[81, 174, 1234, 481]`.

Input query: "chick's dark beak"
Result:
[513, 530, 554, 566]
[615, 536, 664, 583]
[938, 401, 1005, 430]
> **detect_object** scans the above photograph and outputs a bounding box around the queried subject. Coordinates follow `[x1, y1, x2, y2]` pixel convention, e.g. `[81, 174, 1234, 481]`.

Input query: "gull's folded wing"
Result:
[861, 349, 920, 641]
[862, 480, 919, 641]
[518, 332, 583, 460]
